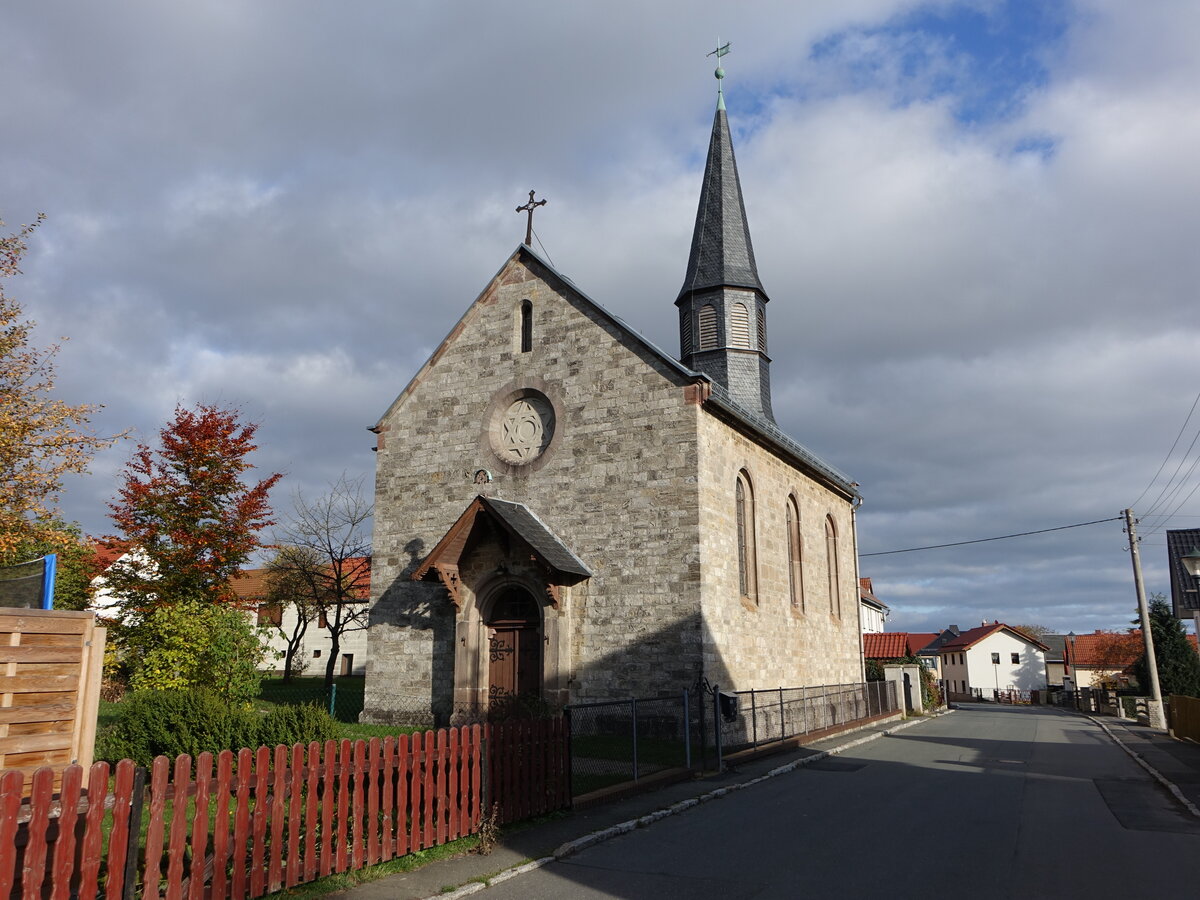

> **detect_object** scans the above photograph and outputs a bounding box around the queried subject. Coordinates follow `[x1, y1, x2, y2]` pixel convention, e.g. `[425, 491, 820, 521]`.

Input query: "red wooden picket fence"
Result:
[0, 717, 569, 899]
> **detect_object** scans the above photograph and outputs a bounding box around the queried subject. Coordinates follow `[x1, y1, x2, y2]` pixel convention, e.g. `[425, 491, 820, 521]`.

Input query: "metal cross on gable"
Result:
[516, 190, 547, 246]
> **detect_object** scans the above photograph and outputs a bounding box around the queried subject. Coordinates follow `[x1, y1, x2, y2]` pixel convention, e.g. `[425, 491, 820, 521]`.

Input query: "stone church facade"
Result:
[362, 87, 865, 724]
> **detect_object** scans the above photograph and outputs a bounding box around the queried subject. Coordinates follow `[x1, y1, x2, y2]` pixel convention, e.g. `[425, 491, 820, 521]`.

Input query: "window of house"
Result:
[698, 304, 718, 350]
[313, 649, 322, 658]
[1011, 652, 1020, 664]
[735, 470, 757, 603]
[730, 303, 751, 349]
[825, 515, 840, 616]
[257, 603, 282, 627]
[991, 652, 1000, 664]
[520, 300, 533, 353]
[318, 610, 328, 629]
[786, 495, 803, 612]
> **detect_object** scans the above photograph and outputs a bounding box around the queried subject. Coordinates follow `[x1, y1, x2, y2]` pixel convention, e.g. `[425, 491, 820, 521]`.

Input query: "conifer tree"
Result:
[1133, 595, 1200, 699]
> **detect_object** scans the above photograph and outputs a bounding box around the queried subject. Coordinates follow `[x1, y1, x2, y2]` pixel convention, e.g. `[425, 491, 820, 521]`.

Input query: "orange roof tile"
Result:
[230, 557, 371, 602]
[1067, 630, 1198, 668]
[941, 622, 1049, 652]
[863, 632, 910, 659]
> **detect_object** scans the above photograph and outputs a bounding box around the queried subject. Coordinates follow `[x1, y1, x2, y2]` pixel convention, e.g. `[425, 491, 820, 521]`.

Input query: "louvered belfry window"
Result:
[757, 307, 766, 354]
[730, 303, 751, 349]
[681, 312, 693, 356]
[698, 304, 718, 350]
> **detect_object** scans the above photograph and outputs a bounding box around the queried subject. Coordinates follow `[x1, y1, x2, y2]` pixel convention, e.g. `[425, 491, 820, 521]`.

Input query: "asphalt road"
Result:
[478, 704, 1200, 899]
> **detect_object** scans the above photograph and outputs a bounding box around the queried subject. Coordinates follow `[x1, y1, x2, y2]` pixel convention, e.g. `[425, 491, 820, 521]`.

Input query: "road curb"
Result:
[1087, 715, 1200, 819]
[422, 709, 953, 899]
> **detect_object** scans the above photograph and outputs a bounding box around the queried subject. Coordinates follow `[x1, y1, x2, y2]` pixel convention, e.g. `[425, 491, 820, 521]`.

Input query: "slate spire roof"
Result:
[677, 104, 767, 302]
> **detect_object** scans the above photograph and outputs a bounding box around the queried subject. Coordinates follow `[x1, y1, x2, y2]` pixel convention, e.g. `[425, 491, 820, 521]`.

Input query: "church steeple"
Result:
[677, 49, 774, 422]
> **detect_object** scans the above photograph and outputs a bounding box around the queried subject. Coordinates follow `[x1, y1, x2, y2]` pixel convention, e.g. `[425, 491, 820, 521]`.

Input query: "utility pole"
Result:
[1125, 508, 1165, 728]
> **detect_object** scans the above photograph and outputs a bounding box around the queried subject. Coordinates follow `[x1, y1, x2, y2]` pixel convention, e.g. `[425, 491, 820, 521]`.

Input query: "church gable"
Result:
[373, 245, 697, 437]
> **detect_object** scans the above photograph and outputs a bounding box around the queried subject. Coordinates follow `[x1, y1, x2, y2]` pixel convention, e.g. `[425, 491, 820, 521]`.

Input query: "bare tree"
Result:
[273, 476, 372, 687]
[264, 547, 320, 682]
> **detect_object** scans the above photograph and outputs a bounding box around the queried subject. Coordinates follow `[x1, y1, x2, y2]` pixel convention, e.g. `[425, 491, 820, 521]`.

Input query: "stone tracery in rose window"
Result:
[498, 396, 555, 462]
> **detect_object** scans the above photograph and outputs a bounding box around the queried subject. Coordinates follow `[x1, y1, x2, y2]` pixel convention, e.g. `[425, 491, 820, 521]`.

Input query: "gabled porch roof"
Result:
[412, 495, 591, 610]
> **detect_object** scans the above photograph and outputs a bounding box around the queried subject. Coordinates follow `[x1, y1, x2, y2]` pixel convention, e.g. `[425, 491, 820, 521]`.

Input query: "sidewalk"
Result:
[1090, 715, 1200, 817]
[334, 712, 929, 900]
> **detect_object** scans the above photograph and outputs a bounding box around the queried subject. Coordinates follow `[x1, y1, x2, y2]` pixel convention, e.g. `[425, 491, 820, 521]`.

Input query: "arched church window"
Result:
[825, 515, 840, 617]
[698, 305, 718, 350]
[736, 470, 757, 603]
[519, 300, 533, 353]
[787, 495, 803, 612]
[730, 303, 751, 349]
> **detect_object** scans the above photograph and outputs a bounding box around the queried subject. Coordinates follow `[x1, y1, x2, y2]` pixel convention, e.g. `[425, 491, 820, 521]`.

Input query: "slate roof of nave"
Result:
[520, 245, 858, 498]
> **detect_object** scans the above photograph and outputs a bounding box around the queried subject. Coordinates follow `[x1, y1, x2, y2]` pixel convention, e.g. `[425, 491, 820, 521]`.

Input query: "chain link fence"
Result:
[255, 676, 365, 722]
[565, 692, 694, 797]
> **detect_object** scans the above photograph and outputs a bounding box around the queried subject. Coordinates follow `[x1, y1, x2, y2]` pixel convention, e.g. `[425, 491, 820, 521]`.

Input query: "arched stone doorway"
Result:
[486, 586, 542, 706]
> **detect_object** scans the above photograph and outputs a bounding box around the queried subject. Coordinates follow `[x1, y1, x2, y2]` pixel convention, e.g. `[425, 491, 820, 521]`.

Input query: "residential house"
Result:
[939, 622, 1049, 697]
[1057, 629, 1199, 690]
[859, 577, 889, 633]
[1167, 528, 1200, 627]
[231, 559, 372, 678]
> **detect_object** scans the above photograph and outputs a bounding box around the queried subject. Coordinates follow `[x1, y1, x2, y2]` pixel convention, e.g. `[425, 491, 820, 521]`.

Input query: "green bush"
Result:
[123, 600, 272, 706]
[257, 702, 341, 749]
[98, 688, 259, 766]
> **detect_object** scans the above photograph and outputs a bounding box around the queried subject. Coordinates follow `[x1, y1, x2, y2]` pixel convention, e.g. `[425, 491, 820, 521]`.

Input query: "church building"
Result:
[362, 71, 865, 724]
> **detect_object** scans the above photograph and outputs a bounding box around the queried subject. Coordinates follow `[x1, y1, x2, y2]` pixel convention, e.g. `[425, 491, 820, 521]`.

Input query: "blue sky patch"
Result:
[808, 0, 1069, 125]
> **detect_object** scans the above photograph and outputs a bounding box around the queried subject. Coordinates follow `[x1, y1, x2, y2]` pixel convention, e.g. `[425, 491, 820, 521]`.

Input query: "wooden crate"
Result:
[0, 608, 105, 793]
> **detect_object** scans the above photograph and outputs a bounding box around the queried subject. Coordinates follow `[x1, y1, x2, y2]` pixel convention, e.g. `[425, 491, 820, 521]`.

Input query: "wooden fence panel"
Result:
[0, 717, 556, 899]
[49, 763, 82, 900]
[1171, 694, 1200, 742]
[211, 750, 234, 900]
[0, 609, 105, 793]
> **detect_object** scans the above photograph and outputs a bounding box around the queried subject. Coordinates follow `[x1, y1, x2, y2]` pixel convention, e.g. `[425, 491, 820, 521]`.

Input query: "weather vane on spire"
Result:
[516, 190, 547, 247]
[707, 39, 731, 109]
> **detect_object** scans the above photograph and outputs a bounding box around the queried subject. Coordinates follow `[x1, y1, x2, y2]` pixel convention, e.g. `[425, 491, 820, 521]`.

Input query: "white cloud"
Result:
[4, 1, 1198, 633]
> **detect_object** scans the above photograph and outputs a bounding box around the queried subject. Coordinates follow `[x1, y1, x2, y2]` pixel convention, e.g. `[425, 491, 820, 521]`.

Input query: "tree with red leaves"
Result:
[107, 403, 282, 611]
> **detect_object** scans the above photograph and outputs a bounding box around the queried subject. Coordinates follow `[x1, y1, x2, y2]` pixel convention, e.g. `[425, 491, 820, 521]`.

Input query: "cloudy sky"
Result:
[5, 1, 1199, 635]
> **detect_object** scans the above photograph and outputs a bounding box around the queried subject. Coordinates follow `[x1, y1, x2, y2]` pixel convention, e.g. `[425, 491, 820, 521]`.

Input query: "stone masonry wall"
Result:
[364, 252, 705, 722]
[695, 412, 864, 690]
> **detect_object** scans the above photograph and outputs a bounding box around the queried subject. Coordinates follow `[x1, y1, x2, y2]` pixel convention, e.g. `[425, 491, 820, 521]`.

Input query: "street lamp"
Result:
[1182, 547, 1200, 579]
[1182, 546, 1200, 647]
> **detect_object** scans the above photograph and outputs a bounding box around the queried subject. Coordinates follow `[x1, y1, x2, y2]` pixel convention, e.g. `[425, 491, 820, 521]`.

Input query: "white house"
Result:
[859, 577, 889, 633]
[231, 564, 371, 678]
[939, 622, 1048, 697]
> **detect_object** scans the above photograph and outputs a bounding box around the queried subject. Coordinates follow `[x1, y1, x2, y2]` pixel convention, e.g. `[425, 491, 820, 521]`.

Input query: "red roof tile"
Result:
[940, 622, 1049, 652]
[863, 632, 910, 659]
[1067, 630, 1198, 668]
[91, 539, 132, 571]
[230, 557, 371, 602]
[907, 633, 939, 653]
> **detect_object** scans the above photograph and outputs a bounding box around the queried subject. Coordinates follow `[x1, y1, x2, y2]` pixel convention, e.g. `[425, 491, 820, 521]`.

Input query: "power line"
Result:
[1131, 388, 1200, 510]
[860, 516, 1122, 557]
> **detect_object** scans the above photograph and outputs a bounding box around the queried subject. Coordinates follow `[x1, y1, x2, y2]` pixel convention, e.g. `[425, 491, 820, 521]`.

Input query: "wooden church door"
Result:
[486, 588, 542, 705]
